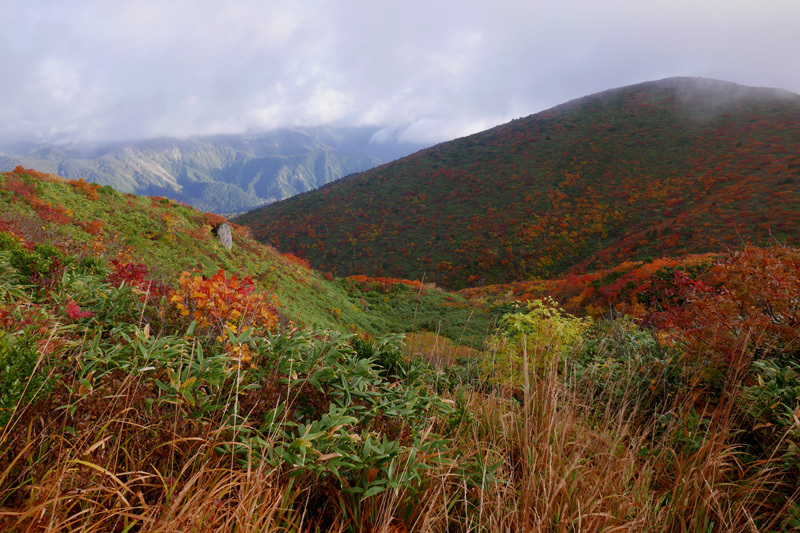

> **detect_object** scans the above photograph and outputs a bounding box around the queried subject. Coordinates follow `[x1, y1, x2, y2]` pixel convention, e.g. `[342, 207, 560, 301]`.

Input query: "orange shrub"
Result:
[200, 212, 227, 227]
[283, 252, 311, 269]
[169, 269, 279, 338]
[12, 166, 56, 181]
[346, 274, 424, 294]
[76, 219, 104, 236]
[68, 178, 100, 201]
[229, 222, 252, 239]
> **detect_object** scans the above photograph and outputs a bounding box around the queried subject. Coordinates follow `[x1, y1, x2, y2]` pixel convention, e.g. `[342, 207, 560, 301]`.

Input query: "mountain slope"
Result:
[0, 166, 491, 344]
[0, 127, 426, 214]
[236, 77, 800, 288]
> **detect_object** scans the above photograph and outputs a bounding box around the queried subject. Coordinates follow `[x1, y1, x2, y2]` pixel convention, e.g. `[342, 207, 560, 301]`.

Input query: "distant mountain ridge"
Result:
[0, 127, 426, 214]
[235, 77, 800, 288]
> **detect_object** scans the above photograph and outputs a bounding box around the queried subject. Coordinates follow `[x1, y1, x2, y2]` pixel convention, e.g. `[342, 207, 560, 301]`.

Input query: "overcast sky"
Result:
[2, 0, 799, 146]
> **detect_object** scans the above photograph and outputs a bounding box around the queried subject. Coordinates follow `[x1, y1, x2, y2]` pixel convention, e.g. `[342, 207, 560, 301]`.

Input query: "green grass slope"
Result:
[236, 77, 800, 288]
[0, 167, 491, 344]
[0, 167, 373, 335]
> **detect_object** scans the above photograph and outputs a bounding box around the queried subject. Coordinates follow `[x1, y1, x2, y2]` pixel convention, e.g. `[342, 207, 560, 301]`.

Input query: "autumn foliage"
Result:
[65, 299, 95, 319]
[3, 161, 800, 529]
[282, 252, 311, 269]
[68, 178, 100, 201]
[469, 245, 800, 382]
[4, 170, 73, 225]
[346, 274, 424, 293]
[238, 78, 800, 289]
[107, 260, 172, 304]
[75, 219, 104, 235]
[200, 212, 227, 227]
[645, 246, 800, 370]
[170, 269, 279, 338]
[11, 165, 57, 181]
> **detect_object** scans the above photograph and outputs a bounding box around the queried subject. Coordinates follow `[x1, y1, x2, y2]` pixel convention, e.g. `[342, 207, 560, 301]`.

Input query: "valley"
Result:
[0, 127, 426, 215]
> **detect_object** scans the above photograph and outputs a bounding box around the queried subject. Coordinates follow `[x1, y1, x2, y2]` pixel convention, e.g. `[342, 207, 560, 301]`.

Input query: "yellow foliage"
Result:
[170, 269, 279, 341]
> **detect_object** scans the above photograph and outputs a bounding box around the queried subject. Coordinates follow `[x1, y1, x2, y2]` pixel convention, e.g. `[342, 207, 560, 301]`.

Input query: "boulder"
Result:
[213, 222, 233, 250]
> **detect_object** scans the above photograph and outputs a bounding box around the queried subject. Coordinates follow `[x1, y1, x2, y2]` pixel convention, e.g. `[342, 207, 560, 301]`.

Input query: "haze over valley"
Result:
[0, 127, 427, 213]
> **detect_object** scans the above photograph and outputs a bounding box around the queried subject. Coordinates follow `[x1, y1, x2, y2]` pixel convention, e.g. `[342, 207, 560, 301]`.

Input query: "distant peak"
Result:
[546, 76, 800, 117]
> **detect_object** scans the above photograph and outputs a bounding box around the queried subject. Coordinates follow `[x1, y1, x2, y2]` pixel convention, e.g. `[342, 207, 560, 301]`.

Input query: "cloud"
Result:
[1, 0, 799, 145]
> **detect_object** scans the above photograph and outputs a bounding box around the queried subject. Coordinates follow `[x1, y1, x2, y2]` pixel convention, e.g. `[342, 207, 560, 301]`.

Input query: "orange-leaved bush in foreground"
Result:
[170, 269, 279, 339]
[646, 245, 800, 369]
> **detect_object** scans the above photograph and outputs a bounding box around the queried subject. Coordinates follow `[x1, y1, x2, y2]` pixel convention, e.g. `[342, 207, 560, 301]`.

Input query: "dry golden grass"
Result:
[405, 331, 477, 369]
[1, 329, 797, 532]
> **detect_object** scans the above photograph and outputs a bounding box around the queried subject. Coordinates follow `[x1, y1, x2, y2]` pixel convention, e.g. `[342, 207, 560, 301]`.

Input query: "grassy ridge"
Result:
[237, 77, 800, 288]
[0, 167, 488, 343]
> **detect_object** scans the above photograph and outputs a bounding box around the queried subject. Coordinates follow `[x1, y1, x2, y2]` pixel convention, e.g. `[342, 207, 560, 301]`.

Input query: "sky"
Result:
[2, 0, 799, 146]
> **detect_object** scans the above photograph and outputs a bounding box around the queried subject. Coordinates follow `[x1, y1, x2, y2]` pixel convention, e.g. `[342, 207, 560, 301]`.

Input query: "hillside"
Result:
[0, 127, 426, 214]
[236, 77, 800, 288]
[0, 166, 494, 344]
[1, 167, 799, 530]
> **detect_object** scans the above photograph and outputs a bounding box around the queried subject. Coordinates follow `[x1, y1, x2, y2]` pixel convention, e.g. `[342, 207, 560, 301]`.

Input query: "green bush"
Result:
[0, 330, 56, 429]
[76, 256, 106, 276]
[223, 330, 454, 523]
[63, 313, 457, 526]
[483, 298, 589, 391]
[742, 359, 800, 473]
[349, 334, 405, 379]
[743, 359, 800, 433]
[573, 316, 683, 420]
[0, 232, 73, 280]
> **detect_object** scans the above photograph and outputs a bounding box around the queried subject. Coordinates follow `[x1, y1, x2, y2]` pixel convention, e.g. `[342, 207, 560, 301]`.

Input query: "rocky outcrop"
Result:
[213, 222, 233, 250]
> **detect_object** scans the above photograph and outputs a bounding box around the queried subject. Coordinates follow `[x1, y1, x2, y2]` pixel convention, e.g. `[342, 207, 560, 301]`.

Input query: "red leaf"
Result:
[66, 299, 95, 319]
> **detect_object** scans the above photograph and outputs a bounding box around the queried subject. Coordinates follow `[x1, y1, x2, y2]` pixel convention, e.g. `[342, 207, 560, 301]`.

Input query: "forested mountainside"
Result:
[237, 77, 800, 288]
[0, 126, 425, 214]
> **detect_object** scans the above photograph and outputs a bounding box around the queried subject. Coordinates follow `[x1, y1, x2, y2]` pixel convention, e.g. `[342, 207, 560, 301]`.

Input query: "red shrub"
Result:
[76, 219, 104, 236]
[29, 198, 72, 225]
[646, 245, 800, 369]
[4, 175, 38, 202]
[106, 260, 172, 306]
[66, 299, 95, 319]
[107, 260, 149, 288]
